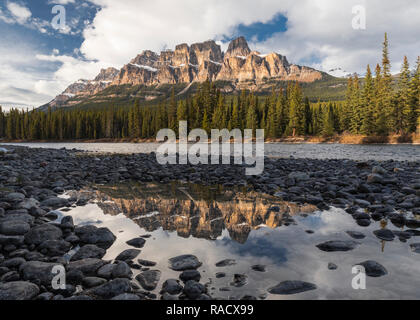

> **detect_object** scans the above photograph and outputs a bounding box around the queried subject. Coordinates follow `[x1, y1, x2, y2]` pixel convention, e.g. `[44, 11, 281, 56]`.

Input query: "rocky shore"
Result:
[0, 145, 419, 300]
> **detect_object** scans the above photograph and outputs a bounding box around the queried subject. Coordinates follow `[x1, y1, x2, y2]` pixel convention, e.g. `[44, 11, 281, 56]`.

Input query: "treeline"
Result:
[0, 34, 418, 141]
[342, 33, 419, 136]
[0, 83, 344, 140]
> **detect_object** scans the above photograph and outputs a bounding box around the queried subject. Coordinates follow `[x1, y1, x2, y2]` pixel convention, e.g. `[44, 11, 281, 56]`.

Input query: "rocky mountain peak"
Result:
[94, 67, 120, 82]
[43, 36, 325, 109]
[225, 36, 251, 58]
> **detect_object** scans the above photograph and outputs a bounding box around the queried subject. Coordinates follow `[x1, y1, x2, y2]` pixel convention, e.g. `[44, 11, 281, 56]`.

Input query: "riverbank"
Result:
[1, 133, 419, 145]
[0, 145, 419, 300]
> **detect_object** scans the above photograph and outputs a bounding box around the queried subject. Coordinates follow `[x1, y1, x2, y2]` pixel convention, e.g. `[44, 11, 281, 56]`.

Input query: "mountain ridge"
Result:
[43, 36, 329, 109]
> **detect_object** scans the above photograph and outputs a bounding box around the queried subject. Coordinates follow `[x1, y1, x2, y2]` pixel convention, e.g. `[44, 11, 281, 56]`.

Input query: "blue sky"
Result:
[1, 0, 420, 109]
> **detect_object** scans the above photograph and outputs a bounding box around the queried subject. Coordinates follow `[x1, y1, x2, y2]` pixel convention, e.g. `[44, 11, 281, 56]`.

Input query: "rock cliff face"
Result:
[47, 67, 119, 108]
[44, 37, 323, 108]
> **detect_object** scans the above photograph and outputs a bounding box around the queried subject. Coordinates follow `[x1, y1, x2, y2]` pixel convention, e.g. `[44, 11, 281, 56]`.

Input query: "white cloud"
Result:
[3, 0, 420, 107]
[6, 1, 31, 24]
[78, 0, 420, 75]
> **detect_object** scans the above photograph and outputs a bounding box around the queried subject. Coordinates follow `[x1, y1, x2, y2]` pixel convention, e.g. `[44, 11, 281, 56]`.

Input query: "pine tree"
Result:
[350, 75, 362, 134]
[288, 83, 305, 136]
[322, 104, 334, 137]
[342, 77, 354, 132]
[381, 32, 393, 131]
[360, 65, 375, 135]
[395, 56, 411, 134]
[408, 56, 420, 133]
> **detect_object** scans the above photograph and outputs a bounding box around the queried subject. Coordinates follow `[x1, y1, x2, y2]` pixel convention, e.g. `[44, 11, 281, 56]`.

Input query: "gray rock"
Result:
[169, 254, 202, 271]
[4, 193, 25, 203]
[82, 277, 107, 288]
[67, 258, 107, 276]
[111, 293, 140, 300]
[136, 270, 161, 291]
[126, 237, 146, 248]
[367, 174, 384, 184]
[2, 257, 26, 268]
[19, 261, 60, 285]
[251, 264, 266, 272]
[215, 259, 236, 267]
[91, 278, 132, 299]
[179, 269, 201, 282]
[16, 198, 39, 210]
[111, 261, 133, 279]
[328, 263, 338, 270]
[346, 231, 366, 239]
[373, 229, 395, 241]
[162, 292, 179, 300]
[0, 235, 24, 246]
[268, 281, 317, 295]
[64, 295, 94, 300]
[24, 224, 63, 245]
[75, 225, 116, 249]
[162, 279, 183, 295]
[138, 259, 156, 267]
[115, 249, 141, 261]
[230, 274, 248, 287]
[316, 240, 359, 252]
[1, 271, 20, 282]
[0, 281, 39, 300]
[288, 172, 310, 181]
[183, 280, 206, 299]
[0, 220, 30, 236]
[372, 166, 387, 175]
[70, 244, 106, 261]
[410, 243, 420, 254]
[356, 260, 388, 277]
[38, 240, 72, 257]
[61, 216, 74, 229]
[97, 263, 116, 279]
[40, 197, 69, 209]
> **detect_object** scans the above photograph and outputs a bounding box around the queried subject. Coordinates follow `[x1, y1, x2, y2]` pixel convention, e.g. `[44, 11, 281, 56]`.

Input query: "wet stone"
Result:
[346, 231, 366, 239]
[251, 264, 266, 272]
[230, 274, 248, 287]
[161, 279, 183, 295]
[316, 240, 359, 252]
[215, 259, 236, 267]
[169, 254, 202, 271]
[373, 229, 395, 241]
[179, 269, 201, 282]
[136, 270, 161, 291]
[115, 249, 141, 262]
[138, 259, 157, 267]
[126, 237, 146, 248]
[356, 261, 388, 277]
[268, 281, 317, 295]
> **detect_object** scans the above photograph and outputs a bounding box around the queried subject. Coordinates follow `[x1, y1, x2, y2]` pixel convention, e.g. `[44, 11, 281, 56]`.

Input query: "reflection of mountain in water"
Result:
[90, 182, 317, 244]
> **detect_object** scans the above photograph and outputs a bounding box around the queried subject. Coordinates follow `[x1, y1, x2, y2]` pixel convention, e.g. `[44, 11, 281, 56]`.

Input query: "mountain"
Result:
[42, 37, 329, 109]
[327, 67, 360, 79]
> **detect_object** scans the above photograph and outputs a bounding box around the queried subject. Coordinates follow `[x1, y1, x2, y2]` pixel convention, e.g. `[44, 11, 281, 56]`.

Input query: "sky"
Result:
[1, 0, 420, 110]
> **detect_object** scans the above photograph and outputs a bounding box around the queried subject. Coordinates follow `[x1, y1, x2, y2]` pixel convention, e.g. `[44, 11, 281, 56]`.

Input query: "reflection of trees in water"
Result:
[93, 182, 317, 244]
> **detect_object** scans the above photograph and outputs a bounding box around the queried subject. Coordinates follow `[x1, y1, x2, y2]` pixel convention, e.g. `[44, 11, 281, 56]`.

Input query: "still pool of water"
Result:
[1, 142, 419, 161]
[58, 182, 420, 300]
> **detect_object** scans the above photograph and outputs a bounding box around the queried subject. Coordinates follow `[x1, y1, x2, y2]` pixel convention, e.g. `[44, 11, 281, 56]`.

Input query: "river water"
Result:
[1, 142, 419, 161]
[3, 142, 419, 299]
[55, 182, 420, 300]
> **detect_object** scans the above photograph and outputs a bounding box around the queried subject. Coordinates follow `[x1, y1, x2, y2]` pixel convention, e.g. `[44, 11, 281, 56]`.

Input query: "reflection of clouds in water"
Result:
[219, 231, 288, 265]
[65, 201, 420, 299]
